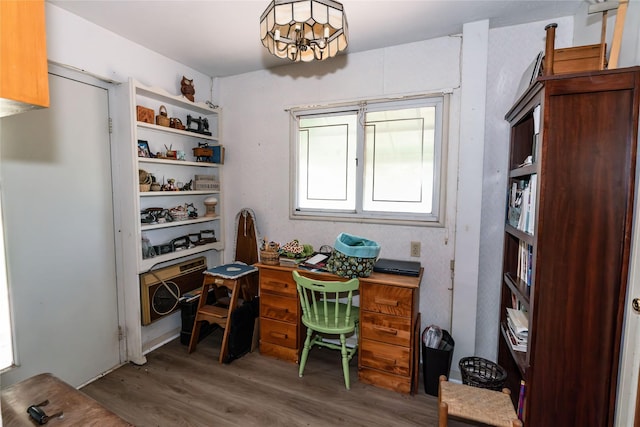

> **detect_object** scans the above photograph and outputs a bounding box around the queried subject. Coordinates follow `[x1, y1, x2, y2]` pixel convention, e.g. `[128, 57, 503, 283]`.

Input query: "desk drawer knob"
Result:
[270, 332, 288, 339]
[374, 297, 399, 307]
[372, 354, 397, 365]
[373, 325, 398, 335]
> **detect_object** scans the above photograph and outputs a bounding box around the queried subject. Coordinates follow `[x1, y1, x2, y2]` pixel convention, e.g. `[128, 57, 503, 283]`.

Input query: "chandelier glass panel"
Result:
[260, 0, 348, 62]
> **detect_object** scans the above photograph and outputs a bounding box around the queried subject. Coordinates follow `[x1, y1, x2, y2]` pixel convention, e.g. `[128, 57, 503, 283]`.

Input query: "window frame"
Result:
[289, 93, 449, 226]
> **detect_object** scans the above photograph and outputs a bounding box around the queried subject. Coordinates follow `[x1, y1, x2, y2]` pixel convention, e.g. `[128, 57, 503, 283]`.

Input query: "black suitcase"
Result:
[224, 297, 259, 363]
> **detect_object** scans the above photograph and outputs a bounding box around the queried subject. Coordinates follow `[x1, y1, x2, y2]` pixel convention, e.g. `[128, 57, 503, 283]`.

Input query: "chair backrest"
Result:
[292, 270, 359, 330]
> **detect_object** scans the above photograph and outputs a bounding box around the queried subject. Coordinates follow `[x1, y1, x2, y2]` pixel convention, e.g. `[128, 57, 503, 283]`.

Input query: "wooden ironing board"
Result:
[233, 208, 260, 300]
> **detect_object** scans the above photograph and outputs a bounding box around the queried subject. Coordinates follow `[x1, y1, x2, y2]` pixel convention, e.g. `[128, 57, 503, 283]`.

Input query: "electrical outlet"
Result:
[410, 241, 421, 257]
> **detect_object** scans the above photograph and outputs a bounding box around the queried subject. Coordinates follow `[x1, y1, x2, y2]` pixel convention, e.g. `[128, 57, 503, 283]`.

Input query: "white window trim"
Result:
[288, 93, 449, 227]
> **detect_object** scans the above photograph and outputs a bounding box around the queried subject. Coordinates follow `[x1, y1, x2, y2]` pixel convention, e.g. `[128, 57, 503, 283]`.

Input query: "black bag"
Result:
[224, 297, 259, 364]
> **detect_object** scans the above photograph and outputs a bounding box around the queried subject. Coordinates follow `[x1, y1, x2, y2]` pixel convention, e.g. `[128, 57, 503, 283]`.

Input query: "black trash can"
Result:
[422, 329, 455, 396]
[179, 291, 217, 345]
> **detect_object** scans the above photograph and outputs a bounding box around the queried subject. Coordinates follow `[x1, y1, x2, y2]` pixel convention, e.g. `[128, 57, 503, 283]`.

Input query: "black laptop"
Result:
[373, 258, 421, 277]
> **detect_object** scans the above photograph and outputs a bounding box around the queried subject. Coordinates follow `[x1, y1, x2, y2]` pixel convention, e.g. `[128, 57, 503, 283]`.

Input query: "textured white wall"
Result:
[218, 36, 462, 334]
[451, 19, 489, 376]
[572, 0, 640, 68]
[46, 4, 215, 103]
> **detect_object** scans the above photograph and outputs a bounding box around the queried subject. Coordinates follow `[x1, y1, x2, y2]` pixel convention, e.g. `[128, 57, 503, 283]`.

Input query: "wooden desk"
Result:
[1, 373, 133, 426]
[256, 263, 422, 394]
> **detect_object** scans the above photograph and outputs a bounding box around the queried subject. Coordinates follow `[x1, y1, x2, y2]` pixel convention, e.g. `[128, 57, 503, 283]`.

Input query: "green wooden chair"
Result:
[292, 270, 360, 389]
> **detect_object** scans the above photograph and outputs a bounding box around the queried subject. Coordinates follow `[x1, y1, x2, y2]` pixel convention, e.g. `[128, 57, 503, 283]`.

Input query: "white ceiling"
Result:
[48, 0, 586, 78]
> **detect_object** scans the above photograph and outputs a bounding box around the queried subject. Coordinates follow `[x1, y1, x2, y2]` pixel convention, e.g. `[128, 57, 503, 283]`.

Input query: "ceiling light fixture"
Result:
[260, 0, 348, 62]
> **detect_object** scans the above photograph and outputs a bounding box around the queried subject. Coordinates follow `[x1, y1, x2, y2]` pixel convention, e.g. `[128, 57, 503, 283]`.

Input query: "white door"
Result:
[0, 71, 121, 387]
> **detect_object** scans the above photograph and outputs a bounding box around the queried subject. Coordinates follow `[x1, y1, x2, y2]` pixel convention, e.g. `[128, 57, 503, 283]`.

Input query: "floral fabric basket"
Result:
[326, 233, 381, 278]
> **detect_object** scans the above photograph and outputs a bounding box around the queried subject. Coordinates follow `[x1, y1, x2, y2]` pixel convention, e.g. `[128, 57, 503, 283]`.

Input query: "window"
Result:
[292, 95, 447, 224]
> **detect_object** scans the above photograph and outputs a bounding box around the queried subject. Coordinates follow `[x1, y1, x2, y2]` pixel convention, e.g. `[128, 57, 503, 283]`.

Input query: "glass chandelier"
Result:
[260, 0, 348, 62]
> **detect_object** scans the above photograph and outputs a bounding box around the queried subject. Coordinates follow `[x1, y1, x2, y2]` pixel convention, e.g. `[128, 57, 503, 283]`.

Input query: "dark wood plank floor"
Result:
[80, 330, 459, 427]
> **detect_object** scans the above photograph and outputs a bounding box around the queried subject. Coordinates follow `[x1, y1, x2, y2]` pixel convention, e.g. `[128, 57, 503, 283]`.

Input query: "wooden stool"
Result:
[438, 376, 522, 427]
[188, 263, 257, 363]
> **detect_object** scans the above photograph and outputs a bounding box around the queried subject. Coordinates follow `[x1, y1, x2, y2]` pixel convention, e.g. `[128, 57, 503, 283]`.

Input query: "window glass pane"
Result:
[364, 107, 435, 213]
[298, 114, 356, 210]
[292, 96, 444, 224]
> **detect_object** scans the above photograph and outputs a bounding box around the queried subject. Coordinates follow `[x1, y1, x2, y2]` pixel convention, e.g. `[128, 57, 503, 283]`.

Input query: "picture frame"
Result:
[515, 51, 544, 102]
[137, 140, 151, 158]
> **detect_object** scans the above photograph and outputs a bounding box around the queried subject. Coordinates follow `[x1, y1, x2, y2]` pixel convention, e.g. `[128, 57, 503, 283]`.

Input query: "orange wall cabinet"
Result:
[0, 0, 49, 117]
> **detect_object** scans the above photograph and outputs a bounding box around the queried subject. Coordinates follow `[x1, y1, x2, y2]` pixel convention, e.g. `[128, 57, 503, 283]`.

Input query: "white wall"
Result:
[218, 36, 462, 336]
[573, 0, 640, 68]
[46, 5, 214, 101]
[451, 19, 489, 374]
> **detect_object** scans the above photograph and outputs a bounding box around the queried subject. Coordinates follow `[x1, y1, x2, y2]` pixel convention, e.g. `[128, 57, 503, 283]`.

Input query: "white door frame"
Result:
[616, 140, 640, 426]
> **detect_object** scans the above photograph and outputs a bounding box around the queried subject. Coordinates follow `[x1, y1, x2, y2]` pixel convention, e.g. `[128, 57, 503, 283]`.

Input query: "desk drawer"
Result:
[260, 269, 297, 297]
[261, 293, 298, 323]
[361, 284, 413, 317]
[360, 338, 410, 376]
[361, 311, 411, 347]
[359, 367, 412, 394]
[260, 318, 298, 349]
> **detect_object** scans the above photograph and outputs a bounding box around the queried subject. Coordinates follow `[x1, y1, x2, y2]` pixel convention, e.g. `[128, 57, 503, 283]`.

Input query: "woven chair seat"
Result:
[438, 376, 522, 427]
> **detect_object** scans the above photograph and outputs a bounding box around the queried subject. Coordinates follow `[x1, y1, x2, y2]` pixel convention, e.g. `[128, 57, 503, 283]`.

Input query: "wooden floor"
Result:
[80, 330, 461, 427]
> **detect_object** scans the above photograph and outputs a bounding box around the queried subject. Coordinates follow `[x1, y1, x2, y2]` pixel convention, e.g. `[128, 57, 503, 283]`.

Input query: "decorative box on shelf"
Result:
[194, 174, 219, 191]
[136, 105, 154, 124]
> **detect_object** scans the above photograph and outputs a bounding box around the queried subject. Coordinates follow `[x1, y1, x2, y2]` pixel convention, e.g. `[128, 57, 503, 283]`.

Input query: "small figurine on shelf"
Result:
[186, 115, 211, 136]
[186, 203, 198, 218]
[181, 76, 195, 102]
[163, 178, 177, 191]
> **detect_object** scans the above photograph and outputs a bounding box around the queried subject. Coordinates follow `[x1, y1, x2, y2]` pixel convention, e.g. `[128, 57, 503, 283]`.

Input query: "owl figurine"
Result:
[181, 76, 195, 102]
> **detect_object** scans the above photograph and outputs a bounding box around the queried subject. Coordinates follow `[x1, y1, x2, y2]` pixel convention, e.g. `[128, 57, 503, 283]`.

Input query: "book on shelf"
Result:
[517, 380, 526, 420]
[506, 307, 529, 339]
[512, 175, 537, 234]
[505, 322, 527, 352]
[533, 104, 541, 134]
[508, 181, 524, 228]
[506, 318, 528, 344]
[517, 242, 533, 287]
[527, 174, 537, 233]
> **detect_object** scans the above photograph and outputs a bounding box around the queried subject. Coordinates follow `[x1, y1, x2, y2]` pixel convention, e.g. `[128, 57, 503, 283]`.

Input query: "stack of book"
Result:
[278, 257, 306, 268]
[506, 307, 529, 352]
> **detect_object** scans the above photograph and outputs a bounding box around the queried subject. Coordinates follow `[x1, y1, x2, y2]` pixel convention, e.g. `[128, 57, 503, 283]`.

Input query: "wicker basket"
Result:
[156, 105, 170, 127]
[260, 250, 280, 265]
[459, 357, 507, 391]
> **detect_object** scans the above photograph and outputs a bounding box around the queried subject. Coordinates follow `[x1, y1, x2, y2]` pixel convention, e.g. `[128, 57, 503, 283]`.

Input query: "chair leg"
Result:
[438, 375, 447, 427]
[340, 334, 350, 390]
[438, 401, 448, 427]
[299, 329, 313, 378]
[218, 279, 240, 364]
[188, 320, 203, 353]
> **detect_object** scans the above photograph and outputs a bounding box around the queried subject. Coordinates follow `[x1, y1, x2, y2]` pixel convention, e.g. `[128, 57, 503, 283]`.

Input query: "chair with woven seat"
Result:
[438, 375, 523, 427]
[292, 270, 359, 389]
